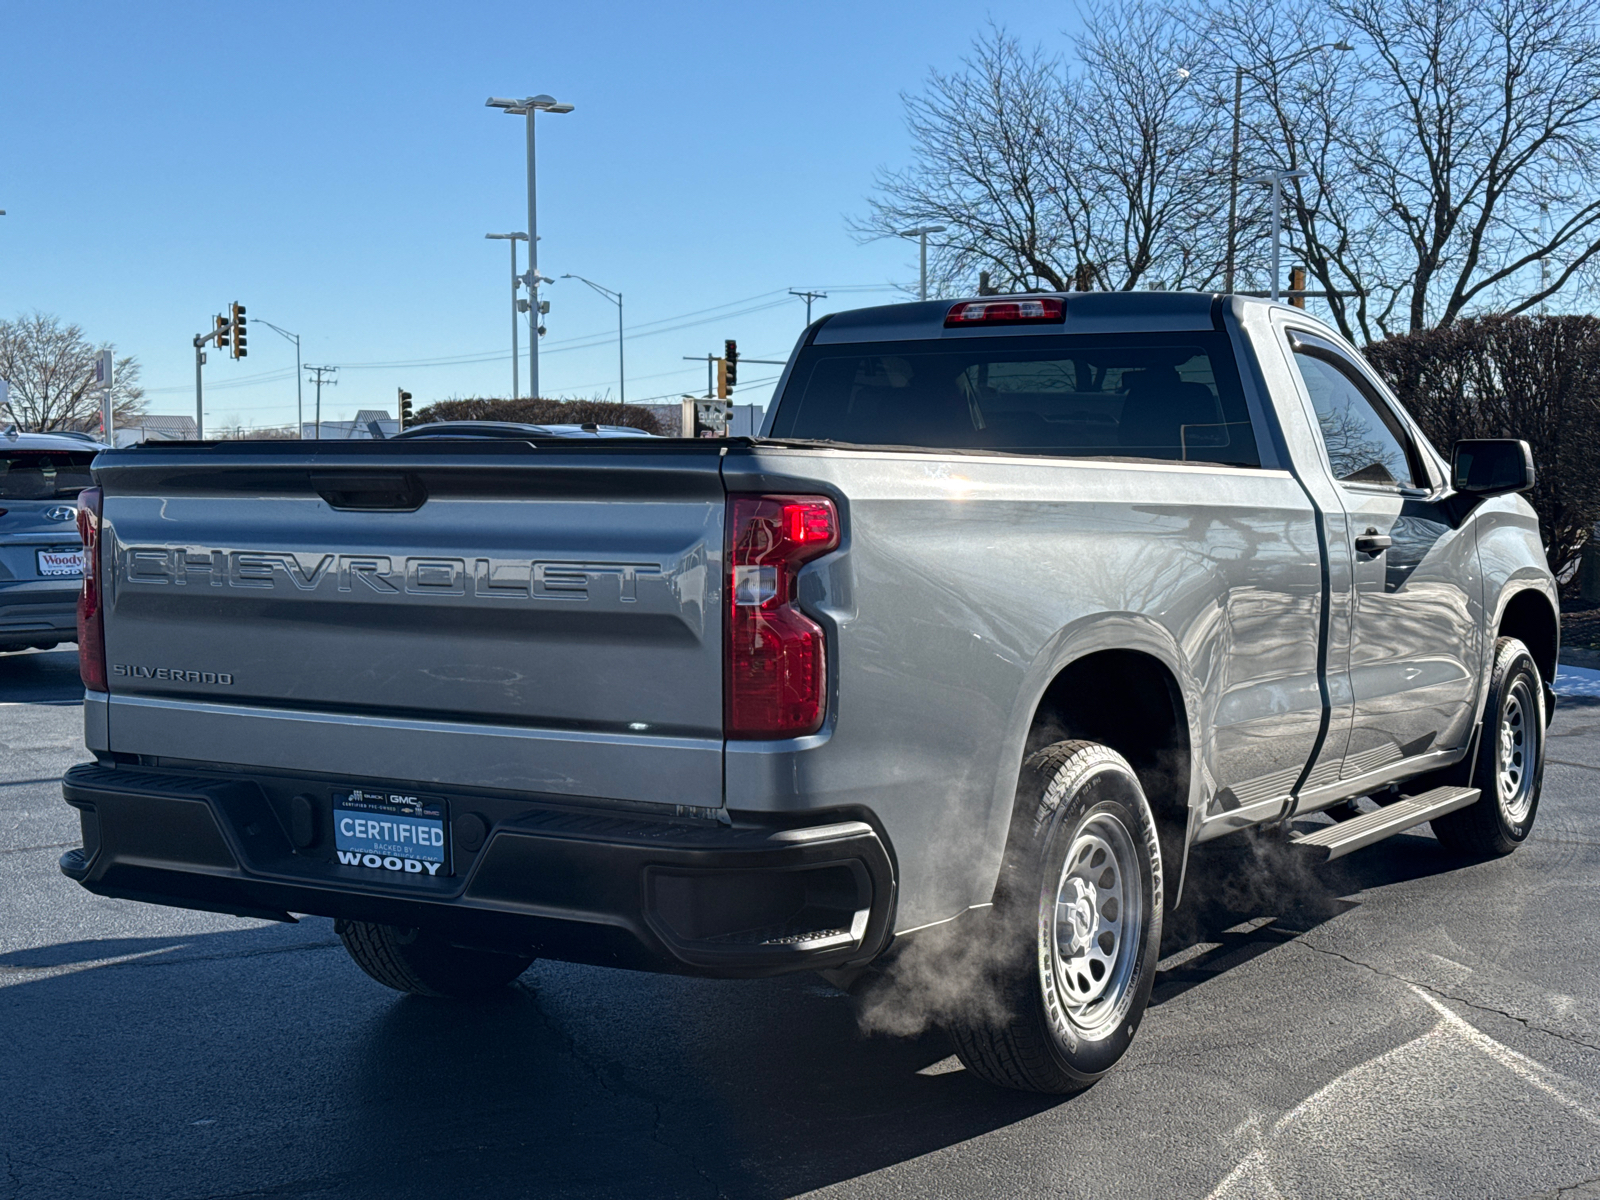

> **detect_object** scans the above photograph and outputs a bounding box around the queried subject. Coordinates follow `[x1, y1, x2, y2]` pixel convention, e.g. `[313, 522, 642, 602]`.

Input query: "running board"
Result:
[1290, 786, 1480, 861]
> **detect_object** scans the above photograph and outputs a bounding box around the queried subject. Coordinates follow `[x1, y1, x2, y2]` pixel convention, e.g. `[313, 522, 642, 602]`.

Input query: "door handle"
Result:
[1355, 528, 1392, 555]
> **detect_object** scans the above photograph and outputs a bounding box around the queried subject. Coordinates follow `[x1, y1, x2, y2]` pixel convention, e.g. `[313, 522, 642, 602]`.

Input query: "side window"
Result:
[1292, 348, 1417, 488]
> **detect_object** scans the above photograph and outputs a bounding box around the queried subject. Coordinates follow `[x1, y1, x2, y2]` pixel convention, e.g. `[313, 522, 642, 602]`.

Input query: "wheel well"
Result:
[1499, 589, 1558, 684]
[1025, 650, 1190, 882]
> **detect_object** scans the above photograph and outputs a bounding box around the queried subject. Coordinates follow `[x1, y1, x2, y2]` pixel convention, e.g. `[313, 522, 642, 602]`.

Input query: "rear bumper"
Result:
[59, 763, 896, 978]
[0, 580, 78, 648]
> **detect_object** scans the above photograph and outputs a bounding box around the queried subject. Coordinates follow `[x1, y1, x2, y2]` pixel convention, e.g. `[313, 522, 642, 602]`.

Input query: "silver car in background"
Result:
[0, 431, 103, 653]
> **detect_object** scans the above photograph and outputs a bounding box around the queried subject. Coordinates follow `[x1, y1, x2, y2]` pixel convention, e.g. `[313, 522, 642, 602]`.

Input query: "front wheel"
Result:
[1432, 636, 1546, 858]
[336, 919, 534, 998]
[949, 741, 1164, 1093]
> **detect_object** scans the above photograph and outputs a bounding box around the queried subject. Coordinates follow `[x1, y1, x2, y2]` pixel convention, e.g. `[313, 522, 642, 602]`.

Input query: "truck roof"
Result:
[814, 290, 1277, 344]
[1, 429, 110, 453]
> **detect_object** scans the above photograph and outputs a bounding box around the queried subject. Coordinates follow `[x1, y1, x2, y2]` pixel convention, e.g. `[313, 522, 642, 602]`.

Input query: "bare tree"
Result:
[1208, 0, 1600, 340]
[858, 16, 1232, 296]
[0, 312, 145, 432]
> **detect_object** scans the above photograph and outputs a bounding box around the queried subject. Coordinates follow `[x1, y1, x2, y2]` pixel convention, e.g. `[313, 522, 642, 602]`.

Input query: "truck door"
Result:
[1285, 330, 1480, 782]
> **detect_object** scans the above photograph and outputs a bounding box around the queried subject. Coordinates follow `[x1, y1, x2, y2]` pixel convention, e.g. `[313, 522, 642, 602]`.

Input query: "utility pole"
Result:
[305, 365, 338, 440]
[789, 289, 828, 326]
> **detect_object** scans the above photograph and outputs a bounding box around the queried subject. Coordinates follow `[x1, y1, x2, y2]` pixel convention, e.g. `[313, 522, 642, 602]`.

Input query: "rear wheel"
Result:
[336, 919, 534, 998]
[1433, 637, 1545, 858]
[948, 741, 1163, 1093]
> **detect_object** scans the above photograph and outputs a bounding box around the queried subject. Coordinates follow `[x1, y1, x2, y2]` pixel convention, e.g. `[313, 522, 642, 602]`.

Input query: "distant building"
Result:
[113, 415, 198, 446]
[300, 410, 400, 440]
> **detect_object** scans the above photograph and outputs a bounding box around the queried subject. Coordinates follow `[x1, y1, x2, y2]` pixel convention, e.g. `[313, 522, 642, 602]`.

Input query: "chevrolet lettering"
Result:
[60, 292, 1556, 1096]
[121, 548, 668, 603]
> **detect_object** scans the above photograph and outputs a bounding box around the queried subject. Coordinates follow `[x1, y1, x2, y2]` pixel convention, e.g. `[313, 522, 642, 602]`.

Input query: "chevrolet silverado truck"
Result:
[58, 292, 1555, 1094]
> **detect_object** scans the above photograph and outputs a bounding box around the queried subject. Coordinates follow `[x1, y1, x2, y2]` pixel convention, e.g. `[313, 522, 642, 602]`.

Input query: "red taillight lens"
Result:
[76, 487, 106, 692]
[725, 494, 839, 738]
[944, 296, 1065, 327]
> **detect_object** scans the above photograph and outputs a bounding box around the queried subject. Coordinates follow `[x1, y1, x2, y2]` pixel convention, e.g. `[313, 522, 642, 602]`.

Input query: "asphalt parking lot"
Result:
[4, 646, 1600, 1200]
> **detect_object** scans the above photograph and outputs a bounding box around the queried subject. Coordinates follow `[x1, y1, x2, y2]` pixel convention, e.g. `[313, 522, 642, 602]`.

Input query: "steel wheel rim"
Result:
[1496, 678, 1538, 825]
[1042, 810, 1143, 1041]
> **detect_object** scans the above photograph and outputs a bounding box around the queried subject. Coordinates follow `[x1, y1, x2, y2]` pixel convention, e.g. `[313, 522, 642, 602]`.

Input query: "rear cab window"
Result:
[0, 451, 97, 500]
[767, 331, 1261, 468]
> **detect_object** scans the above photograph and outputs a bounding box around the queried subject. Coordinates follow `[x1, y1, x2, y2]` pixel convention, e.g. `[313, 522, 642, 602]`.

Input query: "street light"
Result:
[486, 233, 529, 399]
[561, 274, 625, 403]
[254, 319, 303, 437]
[897, 225, 947, 301]
[1245, 169, 1307, 301]
[1225, 41, 1353, 293]
[486, 93, 574, 400]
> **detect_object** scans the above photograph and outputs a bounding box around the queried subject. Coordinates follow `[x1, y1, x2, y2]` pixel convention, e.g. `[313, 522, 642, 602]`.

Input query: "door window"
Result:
[1292, 348, 1416, 488]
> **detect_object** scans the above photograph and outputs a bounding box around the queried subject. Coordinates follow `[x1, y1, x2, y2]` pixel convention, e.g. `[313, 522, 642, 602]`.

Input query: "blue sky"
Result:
[0, 1, 1078, 428]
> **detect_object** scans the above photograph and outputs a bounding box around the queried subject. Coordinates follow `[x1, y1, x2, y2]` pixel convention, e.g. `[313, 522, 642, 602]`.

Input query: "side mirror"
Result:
[1452, 439, 1535, 496]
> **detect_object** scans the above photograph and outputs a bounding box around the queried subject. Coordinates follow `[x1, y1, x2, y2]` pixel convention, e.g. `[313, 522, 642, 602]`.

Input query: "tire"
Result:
[336, 919, 534, 998]
[948, 740, 1164, 1093]
[1432, 636, 1545, 858]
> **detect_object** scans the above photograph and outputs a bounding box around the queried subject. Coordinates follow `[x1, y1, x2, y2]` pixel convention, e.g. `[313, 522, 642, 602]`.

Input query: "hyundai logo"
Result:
[44, 506, 77, 522]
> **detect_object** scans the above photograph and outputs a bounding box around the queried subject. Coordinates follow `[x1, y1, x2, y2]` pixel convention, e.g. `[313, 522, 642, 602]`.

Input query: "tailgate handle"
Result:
[312, 473, 427, 511]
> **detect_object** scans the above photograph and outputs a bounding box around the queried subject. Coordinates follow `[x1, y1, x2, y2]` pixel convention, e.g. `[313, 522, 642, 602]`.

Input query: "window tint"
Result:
[0, 451, 96, 500]
[767, 333, 1260, 467]
[1292, 351, 1415, 487]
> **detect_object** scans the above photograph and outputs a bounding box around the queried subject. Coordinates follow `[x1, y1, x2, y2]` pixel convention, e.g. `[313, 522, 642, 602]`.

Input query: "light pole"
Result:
[486, 233, 529, 399]
[897, 225, 947, 301]
[255, 320, 303, 437]
[1244, 169, 1307, 301]
[1225, 41, 1352, 293]
[561, 274, 624, 403]
[486, 94, 574, 401]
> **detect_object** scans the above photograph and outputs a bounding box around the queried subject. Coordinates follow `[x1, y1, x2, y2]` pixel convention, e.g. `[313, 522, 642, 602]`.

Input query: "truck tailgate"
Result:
[93, 441, 725, 806]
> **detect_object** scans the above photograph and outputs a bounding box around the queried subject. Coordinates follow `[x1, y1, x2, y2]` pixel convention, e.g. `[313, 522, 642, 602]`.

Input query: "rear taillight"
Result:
[76, 487, 106, 692]
[725, 494, 839, 738]
[944, 296, 1065, 327]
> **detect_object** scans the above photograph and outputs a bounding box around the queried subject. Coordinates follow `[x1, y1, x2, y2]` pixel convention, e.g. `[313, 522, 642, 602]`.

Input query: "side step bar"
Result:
[1291, 786, 1480, 861]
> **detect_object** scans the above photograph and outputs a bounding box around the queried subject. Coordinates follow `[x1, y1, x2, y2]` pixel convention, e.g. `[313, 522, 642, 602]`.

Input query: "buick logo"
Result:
[44, 506, 76, 522]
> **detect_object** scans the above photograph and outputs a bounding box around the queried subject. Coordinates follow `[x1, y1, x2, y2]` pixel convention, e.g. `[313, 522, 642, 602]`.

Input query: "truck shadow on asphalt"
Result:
[1151, 827, 1466, 1007]
[1, 829, 1482, 1200]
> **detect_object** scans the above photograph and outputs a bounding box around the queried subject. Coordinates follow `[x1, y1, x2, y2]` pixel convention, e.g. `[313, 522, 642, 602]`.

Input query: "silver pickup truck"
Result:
[59, 292, 1555, 1094]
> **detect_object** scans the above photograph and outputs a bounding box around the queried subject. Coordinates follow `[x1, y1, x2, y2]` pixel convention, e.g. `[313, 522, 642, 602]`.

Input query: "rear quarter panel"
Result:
[723, 445, 1322, 931]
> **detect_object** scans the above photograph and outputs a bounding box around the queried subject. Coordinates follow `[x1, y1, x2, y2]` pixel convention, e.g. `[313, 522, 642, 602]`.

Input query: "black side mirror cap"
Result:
[1452, 439, 1535, 496]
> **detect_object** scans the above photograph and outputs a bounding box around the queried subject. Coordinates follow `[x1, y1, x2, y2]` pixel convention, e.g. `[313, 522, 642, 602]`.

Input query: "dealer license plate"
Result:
[37, 548, 83, 576]
[333, 788, 449, 879]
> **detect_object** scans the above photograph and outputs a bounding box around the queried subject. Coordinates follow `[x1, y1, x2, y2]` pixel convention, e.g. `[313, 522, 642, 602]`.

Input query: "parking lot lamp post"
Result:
[561, 274, 624, 403]
[1225, 41, 1352, 293]
[486, 94, 574, 400]
[897, 225, 947, 301]
[255, 320, 303, 437]
[486, 233, 529, 399]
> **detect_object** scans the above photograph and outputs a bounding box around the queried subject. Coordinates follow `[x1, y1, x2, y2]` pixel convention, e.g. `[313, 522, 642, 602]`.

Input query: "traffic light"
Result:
[215, 314, 229, 350]
[230, 302, 247, 358]
[397, 388, 413, 428]
[1288, 267, 1307, 309]
[724, 339, 738, 390]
